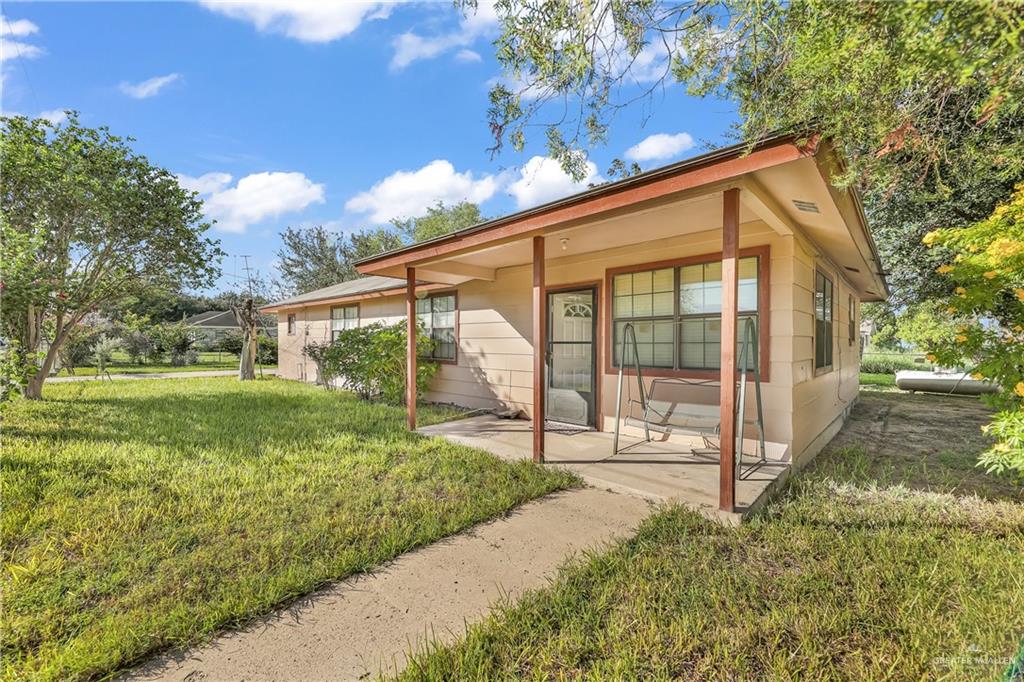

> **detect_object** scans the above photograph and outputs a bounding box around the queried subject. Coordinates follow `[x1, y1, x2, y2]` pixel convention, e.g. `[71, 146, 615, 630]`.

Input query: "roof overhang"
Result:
[353, 134, 888, 301]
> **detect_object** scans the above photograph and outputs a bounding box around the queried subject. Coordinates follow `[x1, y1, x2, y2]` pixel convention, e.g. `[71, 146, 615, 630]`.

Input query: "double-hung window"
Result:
[330, 305, 358, 342]
[815, 270, 834, 370]
[286, 314, 296, 335]
[611, 252, 763, 373]
[416, 293, 457, 361]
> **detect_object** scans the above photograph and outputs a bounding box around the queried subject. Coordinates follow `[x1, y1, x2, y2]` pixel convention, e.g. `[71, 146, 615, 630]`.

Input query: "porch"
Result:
[419, 415, 792, 525]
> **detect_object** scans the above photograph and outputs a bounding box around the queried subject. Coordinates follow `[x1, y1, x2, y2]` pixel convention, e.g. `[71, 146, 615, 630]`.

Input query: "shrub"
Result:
[215, 330, 244, 356]
[305, 322, 437, 404]
[57, 325, 100, 375]
[121, 330, 155, 364]
[859, 355, 927, 374]
[154, 322, 195, 367]
[91, 335, 121, 374]
[256, 334, 277, 365]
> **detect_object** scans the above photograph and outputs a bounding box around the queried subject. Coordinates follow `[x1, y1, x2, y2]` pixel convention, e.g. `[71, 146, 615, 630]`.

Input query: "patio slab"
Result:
[419, 415, 791, 525]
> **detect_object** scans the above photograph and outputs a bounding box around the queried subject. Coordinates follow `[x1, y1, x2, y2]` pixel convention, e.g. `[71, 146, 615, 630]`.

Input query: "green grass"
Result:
[55, 352, 266, 376]
[1, 378, 578, 680]
[860, 371, 896, 387]
[396, 392, 1024, 681]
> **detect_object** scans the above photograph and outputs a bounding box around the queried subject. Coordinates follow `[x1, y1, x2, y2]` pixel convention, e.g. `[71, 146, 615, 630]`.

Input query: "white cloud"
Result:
[119, 73, 181, 99]
[624, 132, 695, 162]
[1, 16, 38, 37]
[454, 48, 481, 64]
[391, 1, 499, 70]
[199, 1, 392, 43]
[507, 156, 603, 209]
[37, 109, 66, 125]
[1, 15, 43, 63]
[345, 160, 499, 223]
[177, 171, 233, 194]
[184, 171, 326, 233]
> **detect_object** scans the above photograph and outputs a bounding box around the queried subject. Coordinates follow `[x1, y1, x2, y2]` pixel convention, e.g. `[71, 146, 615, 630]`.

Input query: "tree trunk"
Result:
[233, 298, 259, 381]
[22, 335, 62, 401]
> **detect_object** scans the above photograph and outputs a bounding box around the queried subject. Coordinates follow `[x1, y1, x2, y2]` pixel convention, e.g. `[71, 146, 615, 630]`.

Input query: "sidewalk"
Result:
[125, 488, 652, 681]
[49, 368, 277, 382]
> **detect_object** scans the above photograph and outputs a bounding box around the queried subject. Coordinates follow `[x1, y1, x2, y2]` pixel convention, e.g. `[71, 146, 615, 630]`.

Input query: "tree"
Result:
[923, 185, 1024, 476]
[391, 201, 486, 244]
[1, 113, 222, 399]
[275, 202, 484, 296]
[231, 298, 260, 380]
[475, 1, 1024, 304]
[275, 225, 403, 294]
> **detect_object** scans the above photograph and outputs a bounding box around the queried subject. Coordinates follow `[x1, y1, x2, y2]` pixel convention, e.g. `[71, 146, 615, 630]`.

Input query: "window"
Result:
[815, 270, 834, 370]
[416, 293, 456, 361]
[611, 253, 763, 373]
[331, 305, 358, 341]
[287, 314, 296, 335]
[848, 294, 855, 346]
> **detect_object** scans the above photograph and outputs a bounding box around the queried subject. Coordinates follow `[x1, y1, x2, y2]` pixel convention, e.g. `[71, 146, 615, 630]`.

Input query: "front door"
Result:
[546, 287, 597, 427]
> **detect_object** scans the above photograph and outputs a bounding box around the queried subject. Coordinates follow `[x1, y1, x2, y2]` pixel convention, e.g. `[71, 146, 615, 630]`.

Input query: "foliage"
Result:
[859, 355, 926, 376]
[275, 202, 484, 296]
[0, 341, 39, 406]
[275, 225, 404, 294]
[256, 334, 277, 365]
[215, 330, 244, 356]
[860, 301, 900, 351]
[57, 325, 101, 375]
[305, 322, 437, 405]
[0, 112, 222, 398]
[895, 300, 967, 356]
[391, 201, 486, 244]
[398, 392, 1023, 680]
[153, 322, 196, 367]
[90, 335, 121, 374]
[475, 1, 1024, 305]
[923, 185, 1024, 474]
[0, 377, 575, 680]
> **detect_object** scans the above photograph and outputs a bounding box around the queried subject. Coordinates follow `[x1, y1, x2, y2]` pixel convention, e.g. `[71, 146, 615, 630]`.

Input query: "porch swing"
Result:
[612, 317, 768, 480]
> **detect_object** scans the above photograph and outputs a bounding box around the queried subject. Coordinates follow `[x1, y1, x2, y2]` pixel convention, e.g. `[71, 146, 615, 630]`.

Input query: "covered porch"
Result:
[419, 414, 791, 525]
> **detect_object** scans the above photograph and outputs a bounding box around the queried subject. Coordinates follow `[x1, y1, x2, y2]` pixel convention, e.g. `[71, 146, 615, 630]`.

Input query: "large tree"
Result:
[275, 202, 486, 295]
[477, 0, 1024, 304]
[0, 113, 223, 399]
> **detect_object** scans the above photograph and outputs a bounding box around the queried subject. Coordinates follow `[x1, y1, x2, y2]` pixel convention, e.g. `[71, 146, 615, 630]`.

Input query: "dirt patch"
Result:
[815, 389, 1021, 502]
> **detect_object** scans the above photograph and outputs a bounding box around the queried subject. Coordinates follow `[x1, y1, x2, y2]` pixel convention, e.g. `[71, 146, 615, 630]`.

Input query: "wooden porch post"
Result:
[406, 267, 417, 431]
[719, 188, 740, 512]
[532, 236, 545, 462]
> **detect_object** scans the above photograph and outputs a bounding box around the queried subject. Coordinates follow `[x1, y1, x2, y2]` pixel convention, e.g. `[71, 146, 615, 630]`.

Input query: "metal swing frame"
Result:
[612, 318, 767, 480]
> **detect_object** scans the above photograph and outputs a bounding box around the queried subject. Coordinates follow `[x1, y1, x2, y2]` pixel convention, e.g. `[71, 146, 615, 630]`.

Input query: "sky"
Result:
[0, 1, 739, 293]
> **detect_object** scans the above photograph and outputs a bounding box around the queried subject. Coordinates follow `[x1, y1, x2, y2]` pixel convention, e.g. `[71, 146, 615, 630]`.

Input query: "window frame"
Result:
[415, 290, 459, 364]
[814, 268, 835, 374]
[286, 313, 296, 335]
[848, 294, 856, 346]
[603, 245, 771, 382]
[330, 304, 359, 342]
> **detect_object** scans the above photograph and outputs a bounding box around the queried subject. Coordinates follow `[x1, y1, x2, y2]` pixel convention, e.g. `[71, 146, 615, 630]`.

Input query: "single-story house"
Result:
[184, 310, 278, 345]
[262, 134, 887, 514]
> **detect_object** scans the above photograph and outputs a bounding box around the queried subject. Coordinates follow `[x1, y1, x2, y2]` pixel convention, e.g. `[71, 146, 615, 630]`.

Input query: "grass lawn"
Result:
[55, 351, 270, 376]
[1, 377, 577, 680]
[397, 391, 1024, 681]
[860, 371, 896, 387]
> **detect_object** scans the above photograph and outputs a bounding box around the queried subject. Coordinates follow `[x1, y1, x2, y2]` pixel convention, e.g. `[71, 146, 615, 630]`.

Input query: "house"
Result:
[184, 310, 278, 346]
[262, 134, 887, 515]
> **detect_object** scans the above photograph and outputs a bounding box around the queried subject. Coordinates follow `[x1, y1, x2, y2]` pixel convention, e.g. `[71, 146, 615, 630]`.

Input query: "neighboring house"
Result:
[262, 134, 888, 513]
[184, 310, 278, 345]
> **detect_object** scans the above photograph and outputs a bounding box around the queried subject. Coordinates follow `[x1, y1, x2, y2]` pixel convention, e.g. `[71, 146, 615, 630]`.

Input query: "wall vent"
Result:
[792, 199, 820, 213]
[844, 266, 860, 273]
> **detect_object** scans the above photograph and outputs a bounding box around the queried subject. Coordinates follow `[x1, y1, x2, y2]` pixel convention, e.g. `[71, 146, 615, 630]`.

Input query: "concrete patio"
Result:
[419, 415, 792, 524]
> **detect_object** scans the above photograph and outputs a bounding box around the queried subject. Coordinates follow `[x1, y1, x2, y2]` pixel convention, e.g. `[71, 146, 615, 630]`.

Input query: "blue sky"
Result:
[1, 2, 738, 292]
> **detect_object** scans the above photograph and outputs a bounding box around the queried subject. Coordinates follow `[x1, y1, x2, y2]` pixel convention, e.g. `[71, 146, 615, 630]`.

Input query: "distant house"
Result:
[263, 134, 889, 514]
[184, 310, 278, 345]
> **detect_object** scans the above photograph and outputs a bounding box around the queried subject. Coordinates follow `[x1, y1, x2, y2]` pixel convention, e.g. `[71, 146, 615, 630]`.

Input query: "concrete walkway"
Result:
[49, 368, 277, 383]
[126, 488, 652, 682]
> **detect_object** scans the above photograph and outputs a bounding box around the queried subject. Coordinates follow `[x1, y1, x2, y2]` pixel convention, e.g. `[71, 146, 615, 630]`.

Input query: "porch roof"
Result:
[356, 135, 889, 301]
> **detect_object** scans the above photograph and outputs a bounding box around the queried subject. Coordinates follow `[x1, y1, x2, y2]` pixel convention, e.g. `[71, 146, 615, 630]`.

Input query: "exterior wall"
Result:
[275, 219, 861, 462]
[785, 234, 861, 466]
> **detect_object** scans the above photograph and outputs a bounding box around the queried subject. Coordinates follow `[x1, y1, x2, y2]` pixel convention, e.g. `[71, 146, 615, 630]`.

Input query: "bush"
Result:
[57, 326, 100, 375]
[215, 330, 244, 356]
[305, 322, 437, 404]
[154, 322, 195, 367]
[91, 335, 121, 373]
[256, 334, 277, 365]
[859, 355, 927, 374]
[121, 330, 155, 364]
